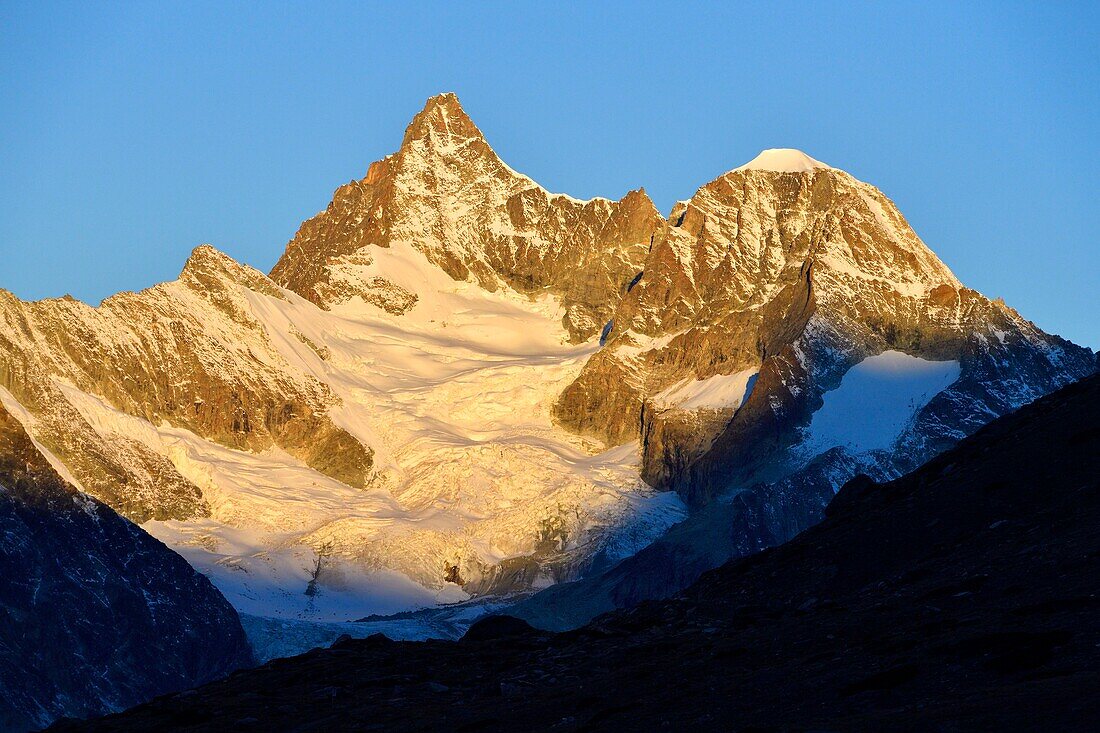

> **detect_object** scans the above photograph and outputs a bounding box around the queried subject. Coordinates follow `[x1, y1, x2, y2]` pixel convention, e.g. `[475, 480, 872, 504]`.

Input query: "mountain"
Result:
[270, 93, 663, 342]
[0, 400, 251, 733]
[515, 147, 1095, 628]
[559, 147, 1091, 498]
[0, 94, 1092, 654]
[53, 372, 1100, 732]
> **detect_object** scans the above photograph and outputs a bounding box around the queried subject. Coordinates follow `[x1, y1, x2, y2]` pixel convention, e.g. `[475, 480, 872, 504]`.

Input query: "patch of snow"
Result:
[615, 329, 687, 358]
[816, 251, 935, 299]
[495, 158, 609, 206]
[734, 148, 831, 174]
[147, 519, 464, 621]
[653, 368, 759, 411]
[239, 595, 516, 662]
[804, 350, 961, 454]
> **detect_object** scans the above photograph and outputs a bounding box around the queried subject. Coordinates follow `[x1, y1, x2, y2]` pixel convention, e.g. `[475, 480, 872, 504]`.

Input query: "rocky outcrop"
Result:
[270, 93, 664, 342]
[0, 246, 374, 522]
[0, 402, 252, 732]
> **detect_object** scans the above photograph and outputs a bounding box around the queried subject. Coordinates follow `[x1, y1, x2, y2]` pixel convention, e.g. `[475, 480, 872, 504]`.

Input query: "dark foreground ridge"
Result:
[0, 404, 252, 733]
[53, 374, 1100, 732]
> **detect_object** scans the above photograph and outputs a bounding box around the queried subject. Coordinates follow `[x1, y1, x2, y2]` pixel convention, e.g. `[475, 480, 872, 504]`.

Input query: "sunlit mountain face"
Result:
[0, 95, 1095, 730]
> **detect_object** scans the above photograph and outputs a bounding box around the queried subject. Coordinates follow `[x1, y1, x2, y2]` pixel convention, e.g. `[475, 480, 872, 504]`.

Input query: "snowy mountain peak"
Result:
[734, 148, 831, 173]
[400, 91, 484, 150]
[0, 95, 1095, 673]
[270, 94, 664, 341]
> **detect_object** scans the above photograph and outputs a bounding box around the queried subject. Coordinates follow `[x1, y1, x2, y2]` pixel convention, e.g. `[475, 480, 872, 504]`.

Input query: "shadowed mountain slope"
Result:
[0, 403, 252, 733]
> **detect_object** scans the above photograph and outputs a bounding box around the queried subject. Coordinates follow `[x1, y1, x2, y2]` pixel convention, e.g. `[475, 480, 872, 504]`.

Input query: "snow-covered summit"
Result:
[734, 148, 831, 173]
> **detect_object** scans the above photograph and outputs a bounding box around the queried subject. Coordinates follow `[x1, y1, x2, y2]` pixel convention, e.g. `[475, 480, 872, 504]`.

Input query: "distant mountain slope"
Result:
[0, 402, 251, 733]
[56, 373, 1100, 732]
[0, 246, 372, 522]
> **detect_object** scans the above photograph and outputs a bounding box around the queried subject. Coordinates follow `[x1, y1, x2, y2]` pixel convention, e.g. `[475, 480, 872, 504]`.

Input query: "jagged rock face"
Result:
[270, 93, 663, 341]
[0, 246, 373, 521]
[0, 402, 252, 732]
[556, 158, 1095, 504]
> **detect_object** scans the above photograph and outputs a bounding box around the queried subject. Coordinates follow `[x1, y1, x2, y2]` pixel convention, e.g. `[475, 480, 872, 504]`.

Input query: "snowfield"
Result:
[803, 350, 962, 453]
[24, 246, 969, 656]
[49, 241, 685, 644]
[1, 240, 974, 659]
[653, 368, 759, 411]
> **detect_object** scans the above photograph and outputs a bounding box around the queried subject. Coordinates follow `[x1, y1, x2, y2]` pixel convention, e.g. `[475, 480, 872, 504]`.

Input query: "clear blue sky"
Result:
[1, 2, 1097, 347]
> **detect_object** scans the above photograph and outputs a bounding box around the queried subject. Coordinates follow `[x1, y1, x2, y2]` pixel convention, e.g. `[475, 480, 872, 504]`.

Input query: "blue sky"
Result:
[1, 2, 1097, 347]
